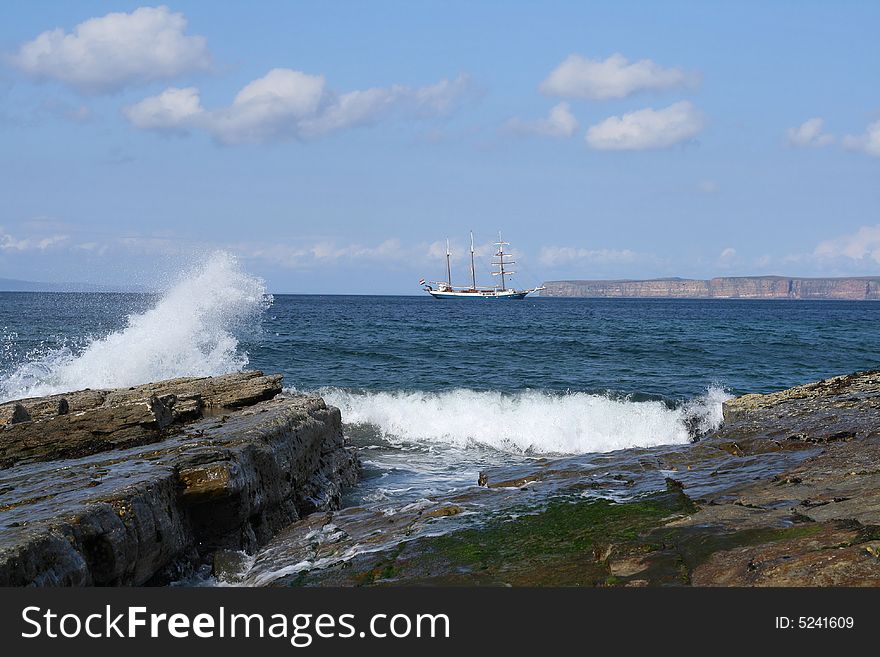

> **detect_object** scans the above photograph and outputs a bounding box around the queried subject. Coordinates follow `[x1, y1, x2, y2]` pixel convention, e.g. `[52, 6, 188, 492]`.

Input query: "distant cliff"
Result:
[541, 276, 880, 300]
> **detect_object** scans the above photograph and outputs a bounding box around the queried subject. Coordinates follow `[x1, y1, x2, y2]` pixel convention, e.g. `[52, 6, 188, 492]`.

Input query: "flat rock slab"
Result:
[0, 371, 284, 468]
[719, 370, 880, 445]
[0, 372, 359, 586]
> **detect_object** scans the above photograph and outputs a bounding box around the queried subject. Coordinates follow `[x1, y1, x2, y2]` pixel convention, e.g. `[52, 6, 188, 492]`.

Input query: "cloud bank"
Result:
[1, 226, 69, 252]
[124, 69, 473, 144]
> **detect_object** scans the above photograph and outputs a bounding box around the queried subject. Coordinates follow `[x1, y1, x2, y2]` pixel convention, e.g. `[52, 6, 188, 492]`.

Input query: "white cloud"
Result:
[299, 87, 397, 138]
[410, 77, 475, 115]
[718, 247, 737, 267]
[123, 86, 203, 132]
[814, 225, 880, 263]
[585, 101, 704, 151]
[505, 102, 579, 138]
[9, 6, 211, 94]
[787, 118, 834, 147]
[539, 246, 639, 267]
[0, 227, 68, 252]
[539, 53, 692, 100]
[220, 69, 326, 142]
[124, 70, 472, 144]
[842, 120, 880, 157]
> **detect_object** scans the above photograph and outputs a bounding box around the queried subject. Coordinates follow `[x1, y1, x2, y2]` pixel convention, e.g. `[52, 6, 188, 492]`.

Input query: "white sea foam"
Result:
[321, 386, 732, 455]
[0, 251, 270, 401]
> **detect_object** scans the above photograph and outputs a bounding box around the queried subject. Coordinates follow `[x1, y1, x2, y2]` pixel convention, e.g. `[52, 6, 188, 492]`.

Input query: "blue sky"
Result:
[1, 1, 879, 293]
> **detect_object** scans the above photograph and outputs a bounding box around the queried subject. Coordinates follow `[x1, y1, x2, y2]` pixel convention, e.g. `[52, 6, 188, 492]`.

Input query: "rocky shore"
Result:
[0, 372, 360, 585]
[239, 371, 880, 587]
[2, 369, 878, 587]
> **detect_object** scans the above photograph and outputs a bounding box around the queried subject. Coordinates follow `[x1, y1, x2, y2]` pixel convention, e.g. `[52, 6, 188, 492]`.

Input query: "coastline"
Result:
[2, 369, 878, 586]
[542, 276, 880, 300]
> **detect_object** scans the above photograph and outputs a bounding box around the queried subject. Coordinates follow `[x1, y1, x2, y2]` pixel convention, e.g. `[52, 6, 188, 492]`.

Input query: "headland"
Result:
[541, 276, 880, 300]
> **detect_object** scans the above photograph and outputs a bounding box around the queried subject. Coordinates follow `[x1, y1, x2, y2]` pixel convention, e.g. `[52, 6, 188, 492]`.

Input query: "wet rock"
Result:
[0, 372, 359, 586]
[0, 372, 282, 468]
[487, 474, 540, 489]
[424, 505, 463, 518]
[0, 403, 31, 425]
[690, 521, 880, 586]
[609, 556, 650, 577]
[650, 370, 880, 585]
[718, 370, 880, 444]
[665, 477, 684, 490]
[212, 550, 250, 583]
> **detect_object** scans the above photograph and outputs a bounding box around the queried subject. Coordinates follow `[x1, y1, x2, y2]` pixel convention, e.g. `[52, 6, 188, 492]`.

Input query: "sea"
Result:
[2, 252, 879, 519]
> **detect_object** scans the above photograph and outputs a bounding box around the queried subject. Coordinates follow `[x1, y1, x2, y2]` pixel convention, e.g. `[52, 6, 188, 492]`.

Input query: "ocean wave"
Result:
[318, 386, 732, 455]
[0, 251, 270, 401]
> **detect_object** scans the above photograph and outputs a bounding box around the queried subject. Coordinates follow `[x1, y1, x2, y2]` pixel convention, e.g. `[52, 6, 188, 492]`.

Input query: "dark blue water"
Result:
[245, 295, 880, 398]
[4, 291, 879, 399]
[2, 288, 879, 512]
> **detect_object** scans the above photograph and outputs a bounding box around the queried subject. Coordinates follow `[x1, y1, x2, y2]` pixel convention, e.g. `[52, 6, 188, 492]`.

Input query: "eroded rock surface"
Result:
[0, 372, 359, 585]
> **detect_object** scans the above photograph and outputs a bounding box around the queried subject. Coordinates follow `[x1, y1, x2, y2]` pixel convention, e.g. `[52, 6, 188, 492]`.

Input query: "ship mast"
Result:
[469, 231, 477, 290]
[492, 231, 515, 291]
[446, 238, 452, 287]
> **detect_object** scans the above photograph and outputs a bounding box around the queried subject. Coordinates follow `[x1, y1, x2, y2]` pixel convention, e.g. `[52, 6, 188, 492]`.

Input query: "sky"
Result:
[1, 0, 879, 294]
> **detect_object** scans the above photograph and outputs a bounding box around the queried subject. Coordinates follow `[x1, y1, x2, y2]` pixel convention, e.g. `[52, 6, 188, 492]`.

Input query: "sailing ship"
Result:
[420, 232, 545, 300]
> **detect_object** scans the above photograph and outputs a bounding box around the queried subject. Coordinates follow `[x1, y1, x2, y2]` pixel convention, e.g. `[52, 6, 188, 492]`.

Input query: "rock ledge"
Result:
[0, 372, 360, 586]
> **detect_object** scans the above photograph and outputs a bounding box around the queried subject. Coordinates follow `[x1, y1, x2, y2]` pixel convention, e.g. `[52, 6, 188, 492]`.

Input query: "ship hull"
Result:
[427, 290, 531, 300]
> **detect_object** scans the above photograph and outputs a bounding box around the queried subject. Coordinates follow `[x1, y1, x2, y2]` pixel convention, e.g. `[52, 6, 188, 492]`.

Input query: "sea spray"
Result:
[0, 252, 271, 401]
[320, 386, 733, 455]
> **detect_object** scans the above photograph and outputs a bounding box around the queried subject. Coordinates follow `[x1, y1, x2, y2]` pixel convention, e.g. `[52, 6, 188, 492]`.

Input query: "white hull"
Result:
[427, 288, 538, 300]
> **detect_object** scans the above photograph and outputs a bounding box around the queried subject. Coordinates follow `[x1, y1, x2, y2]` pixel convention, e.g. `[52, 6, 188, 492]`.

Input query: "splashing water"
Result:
[321, 385, 732, 456]
[0, 251, 271, 401]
